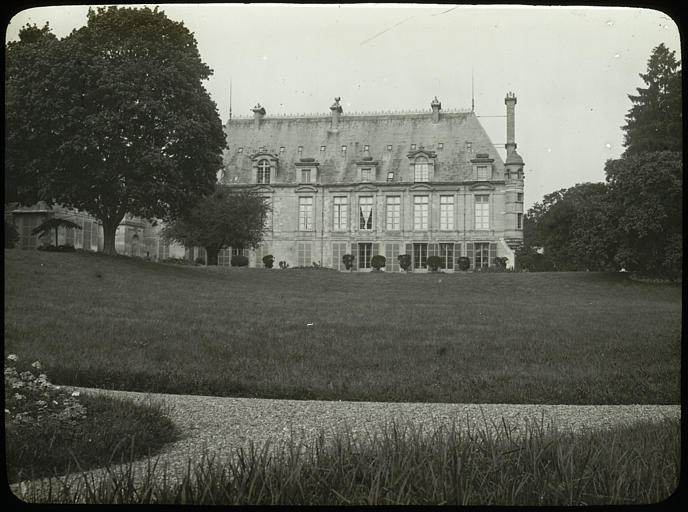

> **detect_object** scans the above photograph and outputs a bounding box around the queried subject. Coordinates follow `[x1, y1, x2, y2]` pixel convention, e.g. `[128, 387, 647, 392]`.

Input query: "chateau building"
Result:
[217, 93, 525, 270]
[8, 92, 525, 271]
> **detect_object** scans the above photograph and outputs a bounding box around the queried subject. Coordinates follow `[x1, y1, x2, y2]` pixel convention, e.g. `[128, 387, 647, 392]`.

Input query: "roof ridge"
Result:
[231, 107, 473, 120]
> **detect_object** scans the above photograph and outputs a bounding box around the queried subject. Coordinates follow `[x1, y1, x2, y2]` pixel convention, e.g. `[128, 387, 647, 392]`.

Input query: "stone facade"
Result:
[220, 94, 525, 271]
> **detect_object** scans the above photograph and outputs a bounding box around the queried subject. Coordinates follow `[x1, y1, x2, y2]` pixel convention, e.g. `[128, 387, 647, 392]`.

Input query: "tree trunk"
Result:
[101, 217, 123, 255]
[206, 246, 219, 266]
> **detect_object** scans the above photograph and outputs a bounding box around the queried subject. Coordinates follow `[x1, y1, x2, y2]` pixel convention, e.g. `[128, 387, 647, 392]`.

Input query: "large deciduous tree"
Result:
[162, 187, 270, 266]
[622, 43, 682, 156]
[5, 6, 226, 254]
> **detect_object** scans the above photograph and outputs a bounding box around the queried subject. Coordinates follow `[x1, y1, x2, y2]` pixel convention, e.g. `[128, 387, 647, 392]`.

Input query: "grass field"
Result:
[3, 250, 681, 404]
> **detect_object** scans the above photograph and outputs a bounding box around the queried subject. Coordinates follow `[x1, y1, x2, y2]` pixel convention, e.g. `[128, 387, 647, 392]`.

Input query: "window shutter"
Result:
[466, 242, 474, 268]
[489, 243, 497, 266]
[351, 242, 358, 270]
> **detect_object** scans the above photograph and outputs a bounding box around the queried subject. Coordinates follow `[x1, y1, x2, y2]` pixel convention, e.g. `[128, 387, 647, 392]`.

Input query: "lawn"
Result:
[3, 250, 681, 404]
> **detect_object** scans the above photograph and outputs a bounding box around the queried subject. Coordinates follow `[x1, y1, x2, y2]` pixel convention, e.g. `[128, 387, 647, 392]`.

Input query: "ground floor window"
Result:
[332, 242, 348, 271]
[474, 242, 490, 268]
[218, 248, 230, 266]
[385, 243, 400, 272]
[358, 242, 373, 269]
[413, 243, 428, 269]
[297, 242, 312, 267]
[439, 243, 454, 270]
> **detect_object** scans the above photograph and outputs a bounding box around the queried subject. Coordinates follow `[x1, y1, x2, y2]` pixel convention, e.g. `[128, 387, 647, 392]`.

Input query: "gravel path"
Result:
[12, 387, 680, 502]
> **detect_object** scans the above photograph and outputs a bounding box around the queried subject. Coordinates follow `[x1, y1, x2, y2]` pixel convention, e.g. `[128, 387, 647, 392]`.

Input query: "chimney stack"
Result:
[431, 96, 441, 123]
[252, 103, 266, 129]
[504, 92, 517, 151]
[330, 97, 343, 131]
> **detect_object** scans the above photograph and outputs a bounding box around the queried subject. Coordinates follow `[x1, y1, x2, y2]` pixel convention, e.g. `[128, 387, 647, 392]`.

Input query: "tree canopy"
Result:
[5, 6, 227, 254]
[162, 187, 270, 266]
[622, 43, 682, 156]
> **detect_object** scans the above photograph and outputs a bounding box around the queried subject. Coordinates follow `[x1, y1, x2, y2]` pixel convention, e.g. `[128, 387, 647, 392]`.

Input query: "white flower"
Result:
[31, 361, 42, 370]
[52, 400, 58, 405]
[36, 400, 47, 407]
[7, 354, 18, 362]
[14, 393, 25, 400]
[71, 391, 80, 397]
[4, 409, 10, 414]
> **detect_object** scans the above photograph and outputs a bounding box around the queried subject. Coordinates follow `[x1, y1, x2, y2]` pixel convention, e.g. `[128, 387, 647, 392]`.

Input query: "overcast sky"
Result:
[6, 3, 681, 209]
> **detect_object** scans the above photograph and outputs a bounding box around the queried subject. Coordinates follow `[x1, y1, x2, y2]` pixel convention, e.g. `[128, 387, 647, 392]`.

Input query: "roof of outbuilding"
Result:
[222, 110, 505, 185]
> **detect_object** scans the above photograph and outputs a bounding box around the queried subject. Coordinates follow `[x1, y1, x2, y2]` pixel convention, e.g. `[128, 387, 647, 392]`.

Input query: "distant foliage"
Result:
[398, 254, 412, 272]
[342, 254, 355, 270]
[195, 256, 206, 265]
[231, 254, 249, 267]
[427, 255, 442, 272]
[493, 257, 508, 269]
[5, 220, 19, 248]
[37, 244, 76, 252]
[515, 248, 555, 272]
[371, 255, 386, 271]
[457, 257, 470, 271]
[262, 254, 274, 268]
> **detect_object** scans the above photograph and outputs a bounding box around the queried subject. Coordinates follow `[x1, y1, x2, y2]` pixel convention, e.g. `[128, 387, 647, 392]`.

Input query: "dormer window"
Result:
[301, 169, 311, 183]
[298, 146, 303, 154]
[295, 157, 320, 184]
[438, 142, 444, 150]
[387, 171, 394, 182]
[477, 166, 489, 180]
[414, 157, 429, 182]
[361, 168, 372, 182]
[257, 159, 270, 184]
[471, 154, 494, 181]
[363, 145, 369, 151]
[320, 146, 326, 152]
[279, 146, 285, 154]
[387, 145, 393, 151]
[341, 145, 347, 154]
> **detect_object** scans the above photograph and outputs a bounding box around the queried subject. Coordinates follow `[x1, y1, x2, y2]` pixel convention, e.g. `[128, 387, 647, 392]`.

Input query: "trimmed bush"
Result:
[279, 260, 289, 269]
[342, 254, 355, 270]
[371, 254, 386, 271]
[195, 256, 206, 265]
[427, 255, 442, 272]
[398, 254, 412, 272]
[5, 220, 19, 248]
[231, 254, 249, 267]
[494, 256, 508, 269]
[38, 244, 76, 252]
[457, 257, 470, 271]
[262, 254, 275, 268]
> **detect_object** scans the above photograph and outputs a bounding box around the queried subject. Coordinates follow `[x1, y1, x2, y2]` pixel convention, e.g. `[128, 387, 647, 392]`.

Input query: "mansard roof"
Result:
[222, 110, 504, 185]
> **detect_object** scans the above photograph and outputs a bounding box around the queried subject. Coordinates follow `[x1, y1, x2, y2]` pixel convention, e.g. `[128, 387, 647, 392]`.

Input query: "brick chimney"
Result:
[330, 97, 343, 131]
[251, 103, 266, 129]
[431, 96, 441, 123]
[504, 92, 517, 153]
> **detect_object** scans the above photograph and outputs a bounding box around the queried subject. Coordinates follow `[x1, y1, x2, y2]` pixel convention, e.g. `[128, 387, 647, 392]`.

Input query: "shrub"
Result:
[494, 256, 508, 269]
[398, 254, 412, 272]
[5, 220, 19, 248]
[342, 254, 355, 270]
[457, 257, 470, 271]
[195, 256, 206, 265]
[160, 257, 195, 266]
[231, 254, 249, 267]
[37, 244, 76, 252]
[427, 255, 442, 272]
[371, 254, 386, 271]
[279, 260, 289, 269]
[262, 254, 275, 268]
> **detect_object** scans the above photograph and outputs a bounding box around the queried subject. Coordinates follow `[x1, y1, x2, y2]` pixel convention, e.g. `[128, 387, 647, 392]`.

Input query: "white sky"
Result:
[5, 3, 681, 209]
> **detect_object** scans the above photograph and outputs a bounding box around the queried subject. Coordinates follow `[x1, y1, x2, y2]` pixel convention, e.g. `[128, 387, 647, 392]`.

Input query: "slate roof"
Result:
[221, 110, 505, 185]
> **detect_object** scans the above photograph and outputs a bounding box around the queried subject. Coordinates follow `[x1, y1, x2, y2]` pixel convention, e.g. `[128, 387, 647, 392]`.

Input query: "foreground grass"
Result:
[4, 250, 681, 404]
[14, 417, 680, 505]
[6, 393, 180, 484]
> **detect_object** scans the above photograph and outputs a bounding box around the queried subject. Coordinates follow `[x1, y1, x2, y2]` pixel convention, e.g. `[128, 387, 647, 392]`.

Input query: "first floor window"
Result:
[359, 196, 374, 230]
[386, 196, 401, 231]
[299, 196, 313, 231]
[439, 243, 454, 269]
[413, 243, 428, 269]
[358, 242, 373, 269]
[333, 196, 348, 230]
[414, 196, 429, 230]
[440, 195, 454, 231]
[475, 195, 489, 230]
[297, 242, 312, 267]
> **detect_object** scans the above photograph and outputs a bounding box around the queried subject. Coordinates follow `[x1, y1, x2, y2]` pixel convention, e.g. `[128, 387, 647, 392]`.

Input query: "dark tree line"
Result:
[518, 44, 682, 279]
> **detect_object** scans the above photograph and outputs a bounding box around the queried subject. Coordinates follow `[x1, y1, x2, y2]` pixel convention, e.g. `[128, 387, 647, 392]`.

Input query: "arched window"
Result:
[257, 160, 270, 184]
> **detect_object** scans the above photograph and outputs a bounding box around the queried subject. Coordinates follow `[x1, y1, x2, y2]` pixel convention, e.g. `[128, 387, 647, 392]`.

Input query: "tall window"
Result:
[474, 243, 490, 268]
[414, 157, 429, 182]
[414, 196, 429, 230]
[297, 242, 312, 267]
[301, 169, 311, 183]
[386, 196, 401, 231]
[440, 195, 454, 231]
[477, 166, 489, 180]
[298, 196, 313, 231]
[358, 243, 373, 269]
[257, 160, 270, 184]
[217, 248, 230, 266]
[385, 243, 400, 272]
[261, 196, 272, 230]
[517, 213, 523, 229]
[413, 243, 428, 269]
[359, 196, 374, 230]
[333, 196, 348, 231]
[439, 243, 454, 270]
[475, 195, 489, 230]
